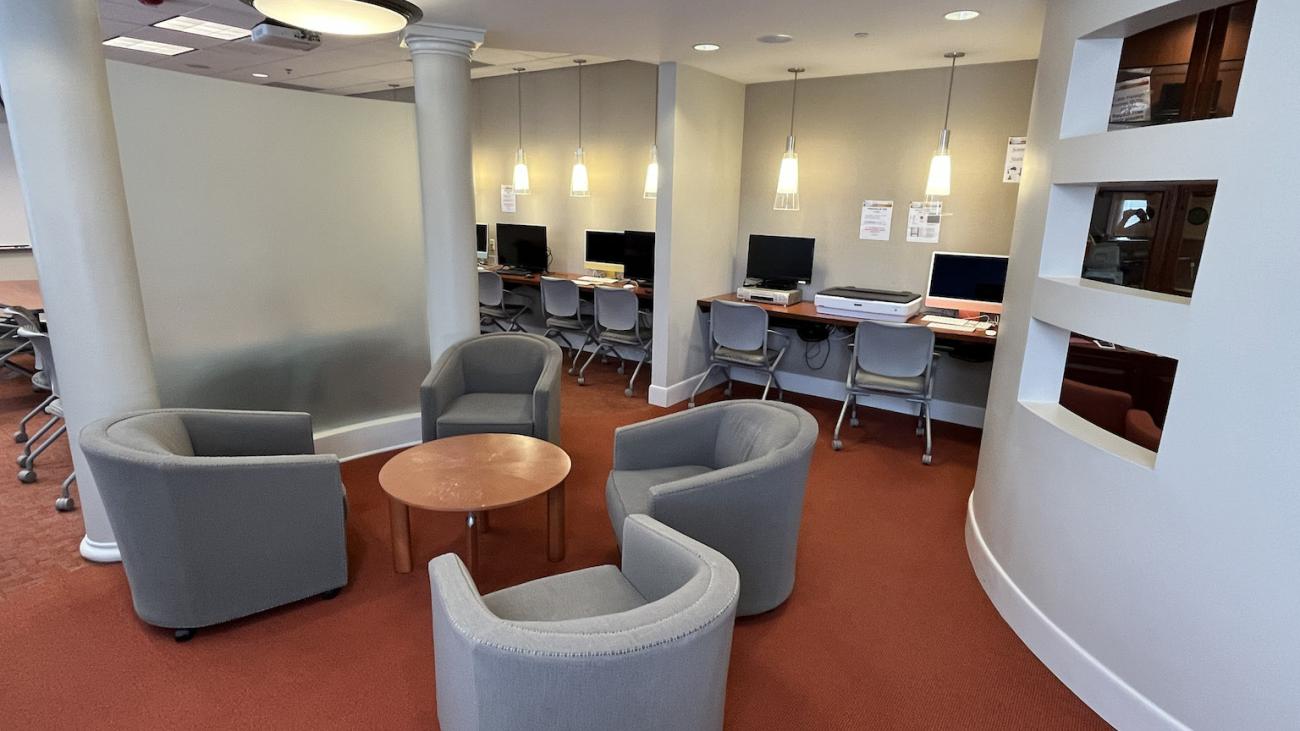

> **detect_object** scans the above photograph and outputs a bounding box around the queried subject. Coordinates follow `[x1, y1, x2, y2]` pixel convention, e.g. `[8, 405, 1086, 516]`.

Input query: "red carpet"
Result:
[0, 361, 1107, 729]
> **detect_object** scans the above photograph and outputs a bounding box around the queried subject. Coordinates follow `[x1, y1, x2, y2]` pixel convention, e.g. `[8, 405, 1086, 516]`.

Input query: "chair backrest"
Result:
[711, 400, 818, 469]
[17, 326, 58, 394]
[478, 271, 505, 307]
[594, 287, 639, 331]
[457, 333, 558, 394]
[710, 299, 769, 352]
[853, 321, 935, 379]
[540, 276, 580, 318]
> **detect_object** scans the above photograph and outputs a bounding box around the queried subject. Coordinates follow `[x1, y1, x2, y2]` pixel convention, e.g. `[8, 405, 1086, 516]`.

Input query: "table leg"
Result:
[547, 480, 566, 562]
[466, 512, 481, 575]
[389, 499, 412, 574]
[480, 510, 490, 532]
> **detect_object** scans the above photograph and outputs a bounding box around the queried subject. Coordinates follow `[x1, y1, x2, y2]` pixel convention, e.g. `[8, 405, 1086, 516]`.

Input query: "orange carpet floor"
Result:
[0, 359, 1108, 729]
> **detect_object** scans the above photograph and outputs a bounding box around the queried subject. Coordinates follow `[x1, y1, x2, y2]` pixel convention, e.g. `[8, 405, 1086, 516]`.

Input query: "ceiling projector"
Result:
[250, 21, 322, 51]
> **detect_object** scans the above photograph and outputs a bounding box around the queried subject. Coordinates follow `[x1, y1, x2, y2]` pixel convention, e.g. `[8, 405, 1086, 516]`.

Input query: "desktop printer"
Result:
[737, 284, 802, 306]
[814, 287, 923, 322]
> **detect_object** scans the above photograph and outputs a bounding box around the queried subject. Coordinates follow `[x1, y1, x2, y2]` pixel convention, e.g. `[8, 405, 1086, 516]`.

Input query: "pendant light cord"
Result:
[576, 61, 584, 148]
[515, 68, 524, 149]
[788, 69, 800, 138]
[653, 70, 659, 143]
[942, 55, 958, 129]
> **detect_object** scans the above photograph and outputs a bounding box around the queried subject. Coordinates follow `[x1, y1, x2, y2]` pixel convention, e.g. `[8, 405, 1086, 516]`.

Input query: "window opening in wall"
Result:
[1109, 0, 1255, 130]
[1083, 181, 1216, 297]
[1059, 332, 1178, 453]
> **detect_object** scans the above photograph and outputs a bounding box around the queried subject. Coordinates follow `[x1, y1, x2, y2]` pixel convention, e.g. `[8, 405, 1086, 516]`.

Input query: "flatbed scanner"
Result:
[814, 287, 923, 322]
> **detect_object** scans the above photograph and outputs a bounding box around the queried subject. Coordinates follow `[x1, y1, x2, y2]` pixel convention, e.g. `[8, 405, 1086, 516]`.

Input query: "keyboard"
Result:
[922, 315, 976, 326]
[926, 322, 979, 333]
[496, 267, 534, 276]
[578, 276, 618, 284]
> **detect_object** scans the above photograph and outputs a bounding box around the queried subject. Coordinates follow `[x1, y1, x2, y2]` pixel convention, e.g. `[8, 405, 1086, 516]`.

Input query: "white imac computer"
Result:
[584, 230, 626, 275]
[925, 251, 1009, 316]
[475, 223, 489, 263]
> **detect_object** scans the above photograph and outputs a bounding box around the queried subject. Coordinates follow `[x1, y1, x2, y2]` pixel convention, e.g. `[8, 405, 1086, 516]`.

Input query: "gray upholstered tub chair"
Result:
[78, 409, 348, 642]
[429, 515, 740, 731]
[606, 399, 818, 615]
[421, 332, 563, 444]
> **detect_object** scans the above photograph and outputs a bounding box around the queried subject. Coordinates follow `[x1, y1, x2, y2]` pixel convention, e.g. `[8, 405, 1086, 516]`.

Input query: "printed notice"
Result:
[1003, 137, 1027, 183]
[500, 184, 517, 213]
[1110, 74, 1151, 124]
[859, 200, 894, 241]
[906, 201, 943, 244]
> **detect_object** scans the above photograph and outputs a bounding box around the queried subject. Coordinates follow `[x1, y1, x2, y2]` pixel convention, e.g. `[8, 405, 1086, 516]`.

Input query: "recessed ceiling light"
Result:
[154, 16, 252, 40]
[102, 36, 194, 56]
[239, 0, 423, 36]
[757, 34, 794, 44]
[693, 42, 721, 52]
[853, 32, 870, 39]
[944, 10, 981, 21]
[252, 72, 270, 78]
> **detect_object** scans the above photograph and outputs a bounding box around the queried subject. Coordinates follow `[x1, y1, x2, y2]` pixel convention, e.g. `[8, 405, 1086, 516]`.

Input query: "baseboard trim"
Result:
[965, 495, 1190, 731]
[313, 412, 422, 462]
[649, 370, 727, 408]
[79, 535, 121, 563]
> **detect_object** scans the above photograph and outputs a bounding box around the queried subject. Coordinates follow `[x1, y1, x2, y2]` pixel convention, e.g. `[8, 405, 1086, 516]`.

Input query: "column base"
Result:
[80, 535, 121, 563]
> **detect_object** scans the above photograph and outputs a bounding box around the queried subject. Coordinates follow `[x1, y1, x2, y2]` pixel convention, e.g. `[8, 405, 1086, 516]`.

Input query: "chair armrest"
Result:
[620, 515, 723, 603]
[1124, 409, 1163, 451]
[421, 351, 467, 442]
[532, 340, 564, 445]
[177, 409, 316, 457]
[613, 406, 721, 471]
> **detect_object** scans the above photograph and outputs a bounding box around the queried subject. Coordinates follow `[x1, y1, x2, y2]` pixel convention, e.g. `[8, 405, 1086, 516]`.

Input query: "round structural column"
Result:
[0, 1, 161, 561]
[403, 23, 485, 363]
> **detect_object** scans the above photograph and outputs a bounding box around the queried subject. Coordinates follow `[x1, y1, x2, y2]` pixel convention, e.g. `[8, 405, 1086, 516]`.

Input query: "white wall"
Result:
[968, 0, 1300, 728]
[0, 120, 37, 280]
[105, 62, 428, 432]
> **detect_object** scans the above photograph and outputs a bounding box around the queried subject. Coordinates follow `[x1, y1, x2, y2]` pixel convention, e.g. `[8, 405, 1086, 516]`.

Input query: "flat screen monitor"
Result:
[745, 234, 815, 286]
[925, 251, 1009, 314]
[584, 230, 626, 273]
[496, 223, 548, 272]
[475, 223, 488, 262]
[623, 230, 655, 283]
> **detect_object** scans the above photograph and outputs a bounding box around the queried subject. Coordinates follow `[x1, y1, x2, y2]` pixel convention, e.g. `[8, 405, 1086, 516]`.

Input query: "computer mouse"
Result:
[623, 283, 636, 290]
[986, 329, 997, 337]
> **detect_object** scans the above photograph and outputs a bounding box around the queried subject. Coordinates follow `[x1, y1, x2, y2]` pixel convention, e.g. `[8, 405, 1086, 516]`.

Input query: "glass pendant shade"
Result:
[774, 136, 800, 211]
[643, 145, 659, 199]
[244, 0, 421, 36]
[513, 149, 531, 195]
[926, 145, 952, 197]
[570, 148, 590, 197]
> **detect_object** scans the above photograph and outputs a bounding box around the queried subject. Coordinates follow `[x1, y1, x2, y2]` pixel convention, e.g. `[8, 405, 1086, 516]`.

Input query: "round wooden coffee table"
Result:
[378, 434, 571, 574]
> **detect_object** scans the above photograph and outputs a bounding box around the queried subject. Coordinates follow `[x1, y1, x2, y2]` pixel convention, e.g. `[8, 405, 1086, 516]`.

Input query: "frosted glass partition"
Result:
[106, 62, 428, 432]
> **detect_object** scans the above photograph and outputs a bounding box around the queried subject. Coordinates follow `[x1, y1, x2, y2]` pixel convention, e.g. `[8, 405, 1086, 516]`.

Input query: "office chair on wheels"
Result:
[539, 276, 595, 375]
[478, 271, 530, 333]
[5, 307, 49, 443]
[578, 286, 652, 397]
[688, 299, 790, 408]
[832, 321, 939, 465]
[15, 326, 76, 507]
[0, 306, 35, 378]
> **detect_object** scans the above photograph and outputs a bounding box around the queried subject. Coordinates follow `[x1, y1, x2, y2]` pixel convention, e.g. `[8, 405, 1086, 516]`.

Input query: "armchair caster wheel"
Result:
[617, 366, 625, 376]
[55, 496, 75, 512]
[320, 587, 342, 600]
[13, 431, 27, 443]
[174, 628, 196, 643]
[18, 469, 36, 484]
[577, 377, 586, 386]
[916, 426, 925, 436]
[567, 367, 576, 375]
[687, 401, 696, 408]
[921, 454, 932, 466]
[16, 454, 28, 467]
[850, 418, 859, 428]
[832, 439, 843, 451]
[624, 388, 634, 397]
[723, 387, 732, 397]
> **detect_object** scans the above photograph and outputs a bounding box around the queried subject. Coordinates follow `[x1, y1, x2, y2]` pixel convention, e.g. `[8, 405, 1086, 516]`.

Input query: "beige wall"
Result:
[0, 121, 37, 281]
[471, 61, 658, 273]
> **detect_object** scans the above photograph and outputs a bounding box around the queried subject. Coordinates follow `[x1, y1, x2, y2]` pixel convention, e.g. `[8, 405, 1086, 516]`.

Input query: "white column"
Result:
[403, 23, 485, 363]
[0, 1, 160, 562]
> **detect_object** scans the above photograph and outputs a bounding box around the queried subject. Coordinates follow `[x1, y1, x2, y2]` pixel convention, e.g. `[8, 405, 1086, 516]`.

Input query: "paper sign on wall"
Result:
[906, 201, 942, 244]
[500, 184, 516, 213]
[859, 200, 894, 241]
[1003, 137, 1027, 183]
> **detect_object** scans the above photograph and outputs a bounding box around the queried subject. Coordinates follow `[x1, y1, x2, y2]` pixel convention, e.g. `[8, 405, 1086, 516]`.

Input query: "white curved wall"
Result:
[970, 0, 1300, 728]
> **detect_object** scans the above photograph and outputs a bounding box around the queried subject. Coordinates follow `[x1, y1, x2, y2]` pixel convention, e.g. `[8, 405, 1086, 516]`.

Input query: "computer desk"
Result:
[697, 293, 997, 345]
[493, 269, 655, 300]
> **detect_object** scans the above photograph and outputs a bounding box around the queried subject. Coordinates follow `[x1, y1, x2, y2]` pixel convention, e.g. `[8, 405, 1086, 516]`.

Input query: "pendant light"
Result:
[774, 67, 804, 212]
[925, 52, 964, 198]
[239, 0, 422, 36]
[511, 67, 531, 195]
[644, 71, 660, 199]
[570, 59, 591, 198]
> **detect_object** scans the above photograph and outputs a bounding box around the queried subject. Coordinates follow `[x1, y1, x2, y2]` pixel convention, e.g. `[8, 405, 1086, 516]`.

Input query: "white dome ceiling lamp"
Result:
[926, 51, 965, 199]
[512, 67, 531, 196]
[239, 0, 423, 36]
[570, 59, 590, 198]
[773, 67, 804, 212]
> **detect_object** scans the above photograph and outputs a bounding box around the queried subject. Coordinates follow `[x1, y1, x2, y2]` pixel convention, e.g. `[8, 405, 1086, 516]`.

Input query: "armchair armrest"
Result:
[613, 406, 721, 471]
[178, 409, 315, 457]
[532, 340, 564, 445]
[421, 350, 468, 442]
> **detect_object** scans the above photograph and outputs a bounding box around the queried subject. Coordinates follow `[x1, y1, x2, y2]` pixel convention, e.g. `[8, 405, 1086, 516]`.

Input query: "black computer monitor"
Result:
[746, 234, 815, 286]
[925, 251, 1008, 314]
[496, 223, 548, 272]
[584, 230, 626, 272]
[623, 230, 655, 283]
[475, 223, 488, 254]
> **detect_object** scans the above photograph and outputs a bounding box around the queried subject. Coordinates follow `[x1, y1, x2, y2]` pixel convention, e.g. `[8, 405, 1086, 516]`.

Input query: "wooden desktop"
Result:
[492, 269, 654, 300]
